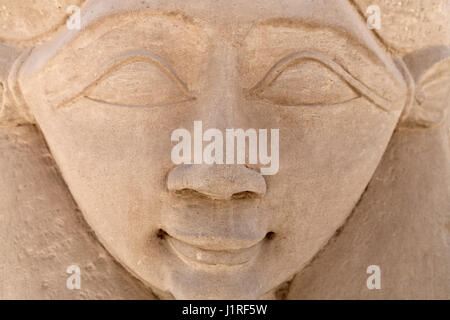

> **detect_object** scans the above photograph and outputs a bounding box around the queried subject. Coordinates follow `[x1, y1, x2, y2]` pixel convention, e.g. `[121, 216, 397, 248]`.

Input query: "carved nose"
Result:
[167, 165, 266, 200]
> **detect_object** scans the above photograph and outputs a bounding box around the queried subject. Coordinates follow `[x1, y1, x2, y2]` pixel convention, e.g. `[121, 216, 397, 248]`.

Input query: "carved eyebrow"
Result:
[246, 18, 381, 62]
[56, 49, 194, 109]
[248, 50, 391, 111]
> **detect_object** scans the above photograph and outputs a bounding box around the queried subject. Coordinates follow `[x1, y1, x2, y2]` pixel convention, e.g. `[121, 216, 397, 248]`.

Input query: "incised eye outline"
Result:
[57, 50, 195, 109]
[247, 50, 390, 110]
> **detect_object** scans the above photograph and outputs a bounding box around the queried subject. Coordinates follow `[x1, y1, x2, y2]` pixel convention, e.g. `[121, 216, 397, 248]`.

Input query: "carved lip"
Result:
[165, 233, 264, 266]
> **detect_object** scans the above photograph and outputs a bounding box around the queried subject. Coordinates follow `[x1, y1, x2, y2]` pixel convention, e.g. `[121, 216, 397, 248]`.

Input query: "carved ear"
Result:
[399, 46, 450, 128]
[0, 1, 88, 126]
[0, 44, 35, 126]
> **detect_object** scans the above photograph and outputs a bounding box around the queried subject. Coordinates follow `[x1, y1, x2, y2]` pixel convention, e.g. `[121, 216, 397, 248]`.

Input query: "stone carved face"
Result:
[17, 0, 408, 299]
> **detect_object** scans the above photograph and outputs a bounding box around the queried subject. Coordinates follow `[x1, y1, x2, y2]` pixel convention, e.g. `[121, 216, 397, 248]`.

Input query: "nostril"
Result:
[265, 232, 276, 240]
[156, 229, 167, 239]
[173, 189, 262, 201]
[231, 191, 260, 200]
[173, 188, 211, 199]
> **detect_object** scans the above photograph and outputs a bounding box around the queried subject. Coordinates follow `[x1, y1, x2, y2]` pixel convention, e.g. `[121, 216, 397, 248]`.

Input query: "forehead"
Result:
[3, 0, 448, 55]
[22, 0, 397, 75]
[88, 0, 351, 24]
[83, 0, 363, 40]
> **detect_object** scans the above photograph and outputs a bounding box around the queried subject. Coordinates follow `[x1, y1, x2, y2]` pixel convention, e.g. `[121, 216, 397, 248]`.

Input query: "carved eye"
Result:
[254, 60, 357, 105]
[248, 51, 387, 108]
[63, 51, 195, 108]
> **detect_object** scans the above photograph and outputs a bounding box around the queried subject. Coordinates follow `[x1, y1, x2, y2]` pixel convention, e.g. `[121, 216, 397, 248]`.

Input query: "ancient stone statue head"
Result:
[0, 0, 448, 299]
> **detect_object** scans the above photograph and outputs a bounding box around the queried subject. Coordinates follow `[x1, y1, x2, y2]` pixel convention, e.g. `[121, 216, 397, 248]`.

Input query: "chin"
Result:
[135, 236, 277, 299]
[166, 265, 267, 300]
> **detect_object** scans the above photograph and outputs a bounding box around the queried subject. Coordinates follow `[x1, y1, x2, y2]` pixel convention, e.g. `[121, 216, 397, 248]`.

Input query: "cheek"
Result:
[250, 97, 400, 239]
[28, 99, 200, 253]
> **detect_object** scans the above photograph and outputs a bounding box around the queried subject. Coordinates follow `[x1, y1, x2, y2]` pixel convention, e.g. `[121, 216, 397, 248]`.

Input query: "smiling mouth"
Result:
[162, 231, 272, 266]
